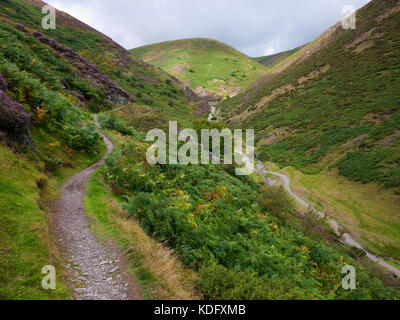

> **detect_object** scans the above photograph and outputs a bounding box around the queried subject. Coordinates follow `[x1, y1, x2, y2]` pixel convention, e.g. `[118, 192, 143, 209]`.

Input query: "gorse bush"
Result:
[257, 186, 295, 225]
[257, 186, 294, 216]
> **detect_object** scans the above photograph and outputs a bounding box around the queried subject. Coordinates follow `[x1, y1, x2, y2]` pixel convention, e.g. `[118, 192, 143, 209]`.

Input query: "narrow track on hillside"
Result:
[255, 161, 400, 277]
[50, 114, 141, 300]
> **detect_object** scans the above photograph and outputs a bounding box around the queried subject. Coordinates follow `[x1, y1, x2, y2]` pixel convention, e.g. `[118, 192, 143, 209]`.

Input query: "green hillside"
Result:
[0, 0, 201, 126]
[222, 0, 400, 257]
[254, 45, 305, 68]
[0, 0, 399, 300]
[131, 38, 267, 100]
[0, 0, 199, 298]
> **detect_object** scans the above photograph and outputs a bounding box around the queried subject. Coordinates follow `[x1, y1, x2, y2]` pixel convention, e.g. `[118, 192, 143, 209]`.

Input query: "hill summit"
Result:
[131, 38, 267, 100]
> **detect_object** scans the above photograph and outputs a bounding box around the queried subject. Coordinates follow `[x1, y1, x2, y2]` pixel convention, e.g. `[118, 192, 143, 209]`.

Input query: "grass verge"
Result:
[84, 169, 198, 300]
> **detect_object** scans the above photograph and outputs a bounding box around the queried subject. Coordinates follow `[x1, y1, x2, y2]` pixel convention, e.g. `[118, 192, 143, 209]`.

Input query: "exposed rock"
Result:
[182, 85, 201, 102]
[38, 36, 51, 44]
[379, 131, 400, 147]
[32, 33, 136, 105]
[70, 91, 85, 102]
[193, 101, 211, 118]
[33, 31, 42, 38]
[341, 134, 369, 148]
[14, 23, 26, 32]
[194, 85, 221, 102]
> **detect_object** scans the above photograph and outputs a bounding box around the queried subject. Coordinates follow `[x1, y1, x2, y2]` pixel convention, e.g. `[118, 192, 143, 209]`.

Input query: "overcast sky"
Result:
[46, 0, 371, 57]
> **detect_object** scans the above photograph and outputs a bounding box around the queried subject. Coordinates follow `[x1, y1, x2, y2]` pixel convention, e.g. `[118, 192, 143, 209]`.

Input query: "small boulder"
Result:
[55, 43, 65, 51]
[14, 23, 26, 32]
[38, 36, 51, 44]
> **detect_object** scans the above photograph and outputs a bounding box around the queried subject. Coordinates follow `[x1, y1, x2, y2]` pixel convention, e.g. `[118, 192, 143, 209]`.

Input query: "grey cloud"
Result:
[47, 0, 371, 57]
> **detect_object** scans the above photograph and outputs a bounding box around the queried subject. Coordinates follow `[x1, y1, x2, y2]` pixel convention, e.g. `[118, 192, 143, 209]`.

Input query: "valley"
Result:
[0, 0, 400, 301]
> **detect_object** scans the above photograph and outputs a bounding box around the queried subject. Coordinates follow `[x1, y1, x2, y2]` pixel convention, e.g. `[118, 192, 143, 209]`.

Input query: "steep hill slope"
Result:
[131, 38, 267, 100]
[1, 0, 201, 125]
[0, 0, 399, 300]
[0, 0, 200, 299]
[221, 0, 400, 257]
[254, 45, 305, 68]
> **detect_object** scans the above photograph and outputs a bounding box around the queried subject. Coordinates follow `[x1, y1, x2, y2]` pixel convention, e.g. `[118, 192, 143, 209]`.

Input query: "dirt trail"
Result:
[50, 114, 141, 300]
[256, 161, 400, 277]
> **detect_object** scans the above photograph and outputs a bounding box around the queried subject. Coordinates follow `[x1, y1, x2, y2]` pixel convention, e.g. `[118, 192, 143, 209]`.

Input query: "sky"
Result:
[46, 0, 371, 57]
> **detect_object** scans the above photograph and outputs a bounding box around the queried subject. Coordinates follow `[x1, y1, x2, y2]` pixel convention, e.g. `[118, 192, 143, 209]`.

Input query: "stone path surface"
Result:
[51, 115, 141, 300]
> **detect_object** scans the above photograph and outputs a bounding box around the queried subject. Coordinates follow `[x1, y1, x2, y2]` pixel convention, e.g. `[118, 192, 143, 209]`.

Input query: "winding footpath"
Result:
[50, 114, 141, 300]
[255, 161, 400, 277]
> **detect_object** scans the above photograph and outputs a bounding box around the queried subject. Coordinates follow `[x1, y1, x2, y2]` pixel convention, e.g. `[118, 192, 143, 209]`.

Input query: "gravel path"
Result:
[50, 115, 141, 300]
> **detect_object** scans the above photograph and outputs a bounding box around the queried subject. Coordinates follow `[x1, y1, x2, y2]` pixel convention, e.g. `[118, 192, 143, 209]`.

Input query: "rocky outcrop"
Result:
[31, 32, 136, 105]
[194, 85, 222, 102]
[182, 85, 201, 102]
[0, 75, 35, 152]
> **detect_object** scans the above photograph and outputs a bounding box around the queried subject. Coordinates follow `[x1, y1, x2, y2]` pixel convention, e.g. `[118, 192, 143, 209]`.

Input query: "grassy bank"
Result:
[0, 130, 104, 299]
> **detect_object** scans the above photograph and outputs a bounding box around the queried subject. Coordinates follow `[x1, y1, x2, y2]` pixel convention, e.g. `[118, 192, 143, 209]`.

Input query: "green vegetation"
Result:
[1, 0, 400, 300]
[98, 120, 399, 300]
[0, 144, 68, 299]
[0, 0, 197, 125]
[277, 164, 400, 258]
[0, 127, 104, 299]
[222, 0, 400, 189]
[0, 0, 197, 299]
[84, 167, 198, 300]
[254, 46, 304, 68]
[131, 38, 267, 98]
[221, 0, 400, 259]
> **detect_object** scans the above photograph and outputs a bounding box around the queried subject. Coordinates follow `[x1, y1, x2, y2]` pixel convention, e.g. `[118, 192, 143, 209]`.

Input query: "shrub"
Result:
[0, 90, 30, 132]
[197, 264, 309, 300]
[257, 186, 294, 222]
[63, 121, 100, 151]
[99, 114, 136, 136]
